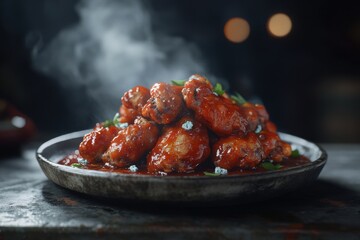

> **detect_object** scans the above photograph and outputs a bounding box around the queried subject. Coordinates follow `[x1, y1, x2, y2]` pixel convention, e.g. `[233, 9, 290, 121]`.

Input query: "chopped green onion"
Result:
[171, 80, 186, 86]
[213, 83, 225, 96]
[113, 112, 120, 122]
[231, 92, 247, 105]
[71, 163, 83, 168]
[260, 162, 282, 171]
[291, 149, 300, 157]
[103, 113, 121, 128]
[103, 120, 114, 128]
[203, 172, 221, 176]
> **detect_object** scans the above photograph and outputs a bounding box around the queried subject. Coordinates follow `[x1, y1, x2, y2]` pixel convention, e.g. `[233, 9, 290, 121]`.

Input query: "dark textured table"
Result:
[0, 143, 359, 239]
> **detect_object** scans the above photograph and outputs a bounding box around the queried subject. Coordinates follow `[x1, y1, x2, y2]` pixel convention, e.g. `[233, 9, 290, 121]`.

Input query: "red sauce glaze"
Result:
[119, 105, 138, 124]
[212, 133, 264, 169]
[78, 125, 119, 163]
[182, 75, 249, 137]
[65, 74, 309, 176]
[147, 115, 210, 173]
[142, 83, 184, 124]
[121, 86, 150, 114]
[58, 153, 311, 176]
[102, 118, 159, 168]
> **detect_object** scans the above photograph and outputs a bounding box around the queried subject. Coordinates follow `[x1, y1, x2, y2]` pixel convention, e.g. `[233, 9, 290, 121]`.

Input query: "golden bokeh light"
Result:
[267, 13, 292, 37]
[224, 17, 250, 43]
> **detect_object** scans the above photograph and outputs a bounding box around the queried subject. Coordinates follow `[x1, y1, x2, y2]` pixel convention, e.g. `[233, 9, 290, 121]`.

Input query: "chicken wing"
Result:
[212, 132, 265, 170]
[118, 86, 150, 124]
[240, 102, 270, 132]
[182, 74, 249, 136]
[79, 125, 119, 163]
[142, 82, 184, 124]
[121, 86, 150, 114]
[258, 130, 292, 162]
[147, 116, 210, 173]
[119, 105, 138, 124]
[102, 117, 159, 167]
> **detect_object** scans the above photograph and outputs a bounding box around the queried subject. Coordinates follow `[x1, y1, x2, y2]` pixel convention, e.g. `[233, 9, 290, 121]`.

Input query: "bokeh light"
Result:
[267, 13, 292, 37]
[224, 17, 250, 43]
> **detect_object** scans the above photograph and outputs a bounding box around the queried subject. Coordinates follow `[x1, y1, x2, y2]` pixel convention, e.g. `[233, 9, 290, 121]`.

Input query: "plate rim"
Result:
[36, 129, 327, 181]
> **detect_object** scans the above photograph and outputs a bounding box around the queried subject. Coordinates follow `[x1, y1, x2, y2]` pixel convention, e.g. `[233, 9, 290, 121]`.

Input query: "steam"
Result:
[33, 0, 212, 124]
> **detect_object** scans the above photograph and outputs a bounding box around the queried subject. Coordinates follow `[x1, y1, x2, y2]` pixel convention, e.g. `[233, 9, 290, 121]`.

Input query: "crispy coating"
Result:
[142, 83, 184, 124]
[182, 74, 249, 136]
[121, 86, 150, 114]
[79, 125, 119, 163]
[102, 117, 159, 167]
[258, 130, 292, 162]
[212, 133, 265, 170]
[147, 116, 210, 173]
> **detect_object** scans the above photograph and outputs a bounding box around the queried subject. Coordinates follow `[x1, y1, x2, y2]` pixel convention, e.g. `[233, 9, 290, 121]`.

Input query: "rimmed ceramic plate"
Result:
[36, 130, 327, 204]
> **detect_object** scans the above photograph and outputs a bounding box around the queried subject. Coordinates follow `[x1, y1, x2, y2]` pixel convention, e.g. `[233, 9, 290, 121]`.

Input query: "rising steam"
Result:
[33, 0, 212, 124]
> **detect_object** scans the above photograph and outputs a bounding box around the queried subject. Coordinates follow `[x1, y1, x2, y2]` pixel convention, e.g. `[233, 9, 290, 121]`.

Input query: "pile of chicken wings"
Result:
[78, 74, 292, 174]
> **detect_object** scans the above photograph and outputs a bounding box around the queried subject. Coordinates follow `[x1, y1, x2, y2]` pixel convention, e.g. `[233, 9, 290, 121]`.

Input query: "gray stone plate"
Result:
[36, 130, 327, 204]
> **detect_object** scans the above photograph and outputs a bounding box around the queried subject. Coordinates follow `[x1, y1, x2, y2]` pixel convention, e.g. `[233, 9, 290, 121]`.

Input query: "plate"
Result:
[36, 130, 327, 204]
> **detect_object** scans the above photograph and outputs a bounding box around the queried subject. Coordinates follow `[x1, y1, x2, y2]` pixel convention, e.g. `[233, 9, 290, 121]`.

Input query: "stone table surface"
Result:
[0, 143, 359, 239]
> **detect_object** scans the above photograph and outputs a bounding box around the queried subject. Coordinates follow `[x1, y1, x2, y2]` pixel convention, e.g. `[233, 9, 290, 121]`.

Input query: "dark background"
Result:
[0, 0, 359, 142]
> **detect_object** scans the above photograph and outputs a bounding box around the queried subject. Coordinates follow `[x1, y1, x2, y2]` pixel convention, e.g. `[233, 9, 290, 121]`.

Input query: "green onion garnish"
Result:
[71, 163, 83, 168]
[171, 80, 186, 86]
[260, 162, 282, 171]
[213, 83, 225, 96]
[203, 172, 221, 176]
[291, 149, 300, 157]
[103, 113, 121, 128]
[231, 92, 247, 105]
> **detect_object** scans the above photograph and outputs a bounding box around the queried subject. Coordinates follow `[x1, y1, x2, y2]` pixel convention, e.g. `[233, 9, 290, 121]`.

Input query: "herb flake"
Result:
[203, 172, 221, 176]
[260, 162, 282, 171]
[231, 92, 247, 105]
[291, 149, 300, 157]
[171, 80, 186, 86]
[213, 83, 225, 96]
[103, 113, 122, 128]
[71, 163, 83, 169]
